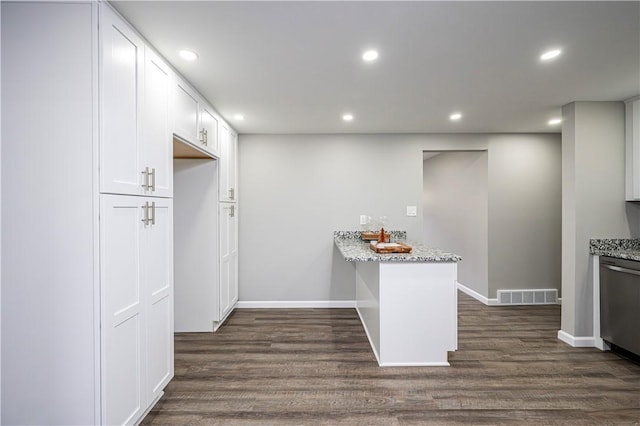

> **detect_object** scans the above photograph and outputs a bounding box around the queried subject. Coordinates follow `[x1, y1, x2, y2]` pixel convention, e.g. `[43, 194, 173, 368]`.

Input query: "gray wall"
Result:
[238, 134, 425, 302]
[423, 151, 489, 297]
[239, 133, 561, 303]
[487, 135, 562, 298]
[561, 101, 633, 338]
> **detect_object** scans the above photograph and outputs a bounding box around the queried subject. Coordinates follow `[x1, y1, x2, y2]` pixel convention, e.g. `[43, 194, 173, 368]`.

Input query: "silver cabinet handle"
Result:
[141, 167, 150, 190]
[601, 263, 640, 277]
[150, 167, 156, 192]
[150, 201, 156, 225]
[141, 202, 149, 225]
[199, 128, 208, 146]
[204, 129, 208, 145]
[229, 187, 235, 200]
[230, 205, 235, 218]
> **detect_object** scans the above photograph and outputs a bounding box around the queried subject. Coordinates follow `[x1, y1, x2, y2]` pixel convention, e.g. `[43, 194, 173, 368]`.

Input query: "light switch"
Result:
[360, 215, 368, 225]
[406, 206, 417, 217]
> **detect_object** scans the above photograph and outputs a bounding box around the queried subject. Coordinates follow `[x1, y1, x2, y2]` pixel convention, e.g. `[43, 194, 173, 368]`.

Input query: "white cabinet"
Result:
[100, 6, 172, 197]
[218, 123, 238, 322]
[200, 104, 220, 156]
[2, 3, 175, 425]
[173, 78, 220, 157]
[142, 48, 173, 198]
[219, 124, 238, 202]
[626, 97, 640, 200]
[219, 202, 239, 321]
[173, 79, 200, 146]
[100, 195, 173, 425]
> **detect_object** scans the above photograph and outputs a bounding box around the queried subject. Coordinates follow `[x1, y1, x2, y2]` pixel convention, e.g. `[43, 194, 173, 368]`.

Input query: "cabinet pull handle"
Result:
[230, 205, 235, 218]
[203, 129, 208, 146]
[150, 201, 156, 225]
[141, 202, 149, 225]
[150, 167, 156, 192]
[199, 128, 207, 146]
[141, 167, 150, 190]
[601, 264, 640, 276]
[229, 187, 235, 200]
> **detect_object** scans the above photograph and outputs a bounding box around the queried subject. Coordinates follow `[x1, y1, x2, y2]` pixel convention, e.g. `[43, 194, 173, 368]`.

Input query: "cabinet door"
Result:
[626, 98, 640, 200]
[142, 48, 173, 197]
[219, 203, 238, 320]
[173, 79, 200, 145]
[219, 124, 237, 202]
[100, 195, 145, 425]
[143, 199, 174, 403]
[100, 6, 144, 196]
[200, 105, 220, 157]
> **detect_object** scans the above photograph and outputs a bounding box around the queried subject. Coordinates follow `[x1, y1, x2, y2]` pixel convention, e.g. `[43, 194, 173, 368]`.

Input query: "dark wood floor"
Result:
[142, 293, 640, 425]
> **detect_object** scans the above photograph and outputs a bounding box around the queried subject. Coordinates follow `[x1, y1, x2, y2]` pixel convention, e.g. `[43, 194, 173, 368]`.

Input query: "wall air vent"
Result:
[497, 289, 558, 305]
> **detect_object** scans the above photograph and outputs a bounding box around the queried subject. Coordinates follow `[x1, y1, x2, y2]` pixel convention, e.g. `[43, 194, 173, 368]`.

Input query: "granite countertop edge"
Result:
[334, 231, 462, 263]
[590, 238, 640, 261]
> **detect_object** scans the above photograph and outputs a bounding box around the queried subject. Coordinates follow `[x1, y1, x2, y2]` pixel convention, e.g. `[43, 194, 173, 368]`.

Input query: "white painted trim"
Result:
[379, 361, 450, 367]
[456, 282, 498, 305]
[557, 330, 596, 347]
[591, 255, 607, 351]
[236, 300, 356, 309]
[355, 305, 382, 365]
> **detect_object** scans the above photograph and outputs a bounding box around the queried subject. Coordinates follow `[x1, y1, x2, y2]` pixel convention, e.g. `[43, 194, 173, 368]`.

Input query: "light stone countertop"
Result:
[590, 238, 640, 262]
[334, 231, 462, 263]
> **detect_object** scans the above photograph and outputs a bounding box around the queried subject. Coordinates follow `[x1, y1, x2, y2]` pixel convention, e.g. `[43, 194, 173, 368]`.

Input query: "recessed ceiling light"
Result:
[362, 50, 379, 62]
[233, 114, 244, 121]
[179, 49, 199, 61]
[548, 118, 562, 126]
[540, 48, 562, 61]
[342, 113, 354, 122]
[449, 112, 462, 121]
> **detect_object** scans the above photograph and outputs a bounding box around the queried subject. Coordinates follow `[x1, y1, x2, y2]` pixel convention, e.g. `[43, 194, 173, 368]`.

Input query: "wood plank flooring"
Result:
[142, 293, 640, 425]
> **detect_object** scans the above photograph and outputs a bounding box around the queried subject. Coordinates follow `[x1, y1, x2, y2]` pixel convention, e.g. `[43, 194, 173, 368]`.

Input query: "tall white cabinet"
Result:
[173, 78, 239, 332]
[2, 3, 174, 425]
[219, 124, 239, 323]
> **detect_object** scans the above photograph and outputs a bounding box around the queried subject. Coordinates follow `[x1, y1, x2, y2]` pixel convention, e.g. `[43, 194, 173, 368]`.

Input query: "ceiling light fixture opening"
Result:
[548, 118, 562, 126]
[362, 50, 379, 62]
[540, 48, 562, 61]
[342, 113, 354, 122]
[233, 114, 244, 121]
[449, 112, 462, 121]
[179, 49, 199, 61]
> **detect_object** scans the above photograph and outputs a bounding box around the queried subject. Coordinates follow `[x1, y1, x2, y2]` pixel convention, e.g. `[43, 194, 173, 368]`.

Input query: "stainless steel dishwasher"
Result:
[599, 256, 640, 357]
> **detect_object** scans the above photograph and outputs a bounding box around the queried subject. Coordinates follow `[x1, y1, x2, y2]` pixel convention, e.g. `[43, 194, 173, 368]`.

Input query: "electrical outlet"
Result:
[360, 215, 368, 225]
[406, 206, 417, 217]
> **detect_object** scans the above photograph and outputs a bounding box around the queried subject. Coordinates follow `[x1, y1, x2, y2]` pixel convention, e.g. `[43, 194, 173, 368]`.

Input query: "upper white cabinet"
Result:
[219, 124, 238, 202]
[100, 6, 172, 197]
[100, 6, 143, 196]
[141, 48, 173, 198]
[200, 104, 220, 156]
[173, 77, 220, 157]
[173, 79, 200, 146]
[626, 97, 640, 201]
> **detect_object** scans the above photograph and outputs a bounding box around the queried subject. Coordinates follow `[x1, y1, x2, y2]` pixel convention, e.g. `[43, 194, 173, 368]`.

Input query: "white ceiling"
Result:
[112, 1, 640, 135]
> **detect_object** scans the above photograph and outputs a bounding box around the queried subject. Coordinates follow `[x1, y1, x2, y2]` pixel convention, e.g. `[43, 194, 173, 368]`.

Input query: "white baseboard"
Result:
[557, 330, 596, 347]
[456, 282, 498, 305]
[236, 300, 356, 309]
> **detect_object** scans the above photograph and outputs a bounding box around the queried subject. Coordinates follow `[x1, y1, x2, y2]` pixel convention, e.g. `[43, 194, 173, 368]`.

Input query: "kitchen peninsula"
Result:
[334, 231, 462, 366]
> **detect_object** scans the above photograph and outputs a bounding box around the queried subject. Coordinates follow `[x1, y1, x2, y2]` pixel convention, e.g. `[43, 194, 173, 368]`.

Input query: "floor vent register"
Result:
[497, 289, 558, 305]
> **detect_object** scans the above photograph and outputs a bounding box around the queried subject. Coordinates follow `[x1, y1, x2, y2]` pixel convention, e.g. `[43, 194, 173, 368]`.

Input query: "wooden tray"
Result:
[370, 241, 412, 254]
[361, 231, 390, 242]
